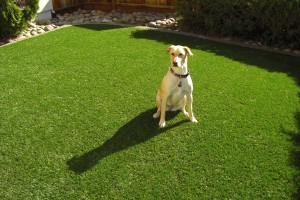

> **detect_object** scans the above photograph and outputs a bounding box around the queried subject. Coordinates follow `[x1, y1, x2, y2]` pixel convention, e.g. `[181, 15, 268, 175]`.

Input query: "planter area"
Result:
[0, 9, 177, 46]
[1, 8, 300, 57]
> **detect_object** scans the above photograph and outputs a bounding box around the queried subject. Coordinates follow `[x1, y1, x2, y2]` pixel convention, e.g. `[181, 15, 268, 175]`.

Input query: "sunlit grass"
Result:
[0, 24, 299, 199]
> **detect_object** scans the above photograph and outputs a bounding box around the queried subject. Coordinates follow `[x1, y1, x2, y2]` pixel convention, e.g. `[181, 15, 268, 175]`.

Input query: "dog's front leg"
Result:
[153, 95, 161, 119]
[187, 93, 198, 123]
[159, 96, 167, 128]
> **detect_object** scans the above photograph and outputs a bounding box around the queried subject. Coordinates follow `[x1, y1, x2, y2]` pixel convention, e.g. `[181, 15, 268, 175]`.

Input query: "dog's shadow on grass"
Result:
[67, 108, 188, 174]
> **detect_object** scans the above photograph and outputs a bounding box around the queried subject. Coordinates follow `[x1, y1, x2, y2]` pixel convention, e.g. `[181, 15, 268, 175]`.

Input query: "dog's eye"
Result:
[179, 53, 184, 56]
[171, 53, 175, 56]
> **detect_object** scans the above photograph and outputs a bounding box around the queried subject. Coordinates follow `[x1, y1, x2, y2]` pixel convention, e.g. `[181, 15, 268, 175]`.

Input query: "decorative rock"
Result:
[81, 10, 89, 14]
[44, 25, 55, 31]
[65, 17, 74, 22]
[57, 21, 65, 26]
[91, 10, 96, 16]
[24, 32, 32, 37]
[156, 20, 163, 24]
[18, 36, 26, 40]
[29, 22, 36, 28]
[96, 10, 103, 15]
[120, 17, 129, 23]
[148, 22, 157, 28]
[36, 20, 51, 25]
[102, 19, 112, 23]
[293, 50, 300, 54]
[169, 18, 175, 22]
[30, 31, 38, 36]
[37, 29, 45, 34]
[94, 19, 102, 23]
[112, 17, 118, 22]
[144, 16, 151, 22]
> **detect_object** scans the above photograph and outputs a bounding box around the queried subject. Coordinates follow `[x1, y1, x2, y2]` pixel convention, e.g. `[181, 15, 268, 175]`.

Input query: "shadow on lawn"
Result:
[67, 108, 188, 174]
[289, 112, 300, 200]
[73, 24, 125, 32]
[131, 29, 300, 84]
[131, 29, 300, 197]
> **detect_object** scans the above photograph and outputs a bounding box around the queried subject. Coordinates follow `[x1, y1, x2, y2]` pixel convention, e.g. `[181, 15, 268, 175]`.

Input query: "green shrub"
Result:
[176, 0, 300, 49]
[0, 0, 39, 41]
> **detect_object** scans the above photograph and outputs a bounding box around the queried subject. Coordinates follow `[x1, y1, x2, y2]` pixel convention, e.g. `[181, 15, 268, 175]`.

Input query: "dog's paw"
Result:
[153, 113, 160, 118]
[190, 117, 198, 123]
[159, 121, 166, 128]
[182, 110, 189, 117]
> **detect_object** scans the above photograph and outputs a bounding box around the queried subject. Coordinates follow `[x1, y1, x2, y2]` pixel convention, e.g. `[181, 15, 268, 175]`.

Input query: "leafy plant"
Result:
[0, 0, 39, 40]
[176, 0, 300, 49]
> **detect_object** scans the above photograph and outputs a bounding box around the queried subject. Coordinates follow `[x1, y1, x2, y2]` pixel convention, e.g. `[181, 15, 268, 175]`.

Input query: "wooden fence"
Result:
[52, 0, 175, 13]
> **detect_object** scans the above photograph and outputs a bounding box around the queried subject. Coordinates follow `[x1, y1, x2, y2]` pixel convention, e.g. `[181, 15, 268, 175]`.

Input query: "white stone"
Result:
[78, 19, 84, 23]
[36, 19, 51, 25]
[120, 17, 129, 23]
[29, 22, 36, 28]
[101, 19, 112, 23]
[30, 31, 38, 36]
[293, 50, 300, 54]
[44, 25, 54, 31]
[37, 29, 45, 34]
[57, 21, 65, 26]
[94, 19, 102, 23]
[24, 32, 32, 37]
[148, 22, 157, 27]
[19, 36, 26, 40]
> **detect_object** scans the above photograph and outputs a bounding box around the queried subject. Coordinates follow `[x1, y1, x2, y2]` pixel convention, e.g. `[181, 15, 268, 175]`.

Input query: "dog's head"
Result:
[167, 45, 193, 68]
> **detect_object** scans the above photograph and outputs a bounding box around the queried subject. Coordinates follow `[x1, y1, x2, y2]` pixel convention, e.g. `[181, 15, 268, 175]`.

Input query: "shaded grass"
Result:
[0, 24, 300, 199]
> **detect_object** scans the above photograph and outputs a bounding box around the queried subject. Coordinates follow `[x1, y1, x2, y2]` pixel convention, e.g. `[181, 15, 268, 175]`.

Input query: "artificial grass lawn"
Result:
[0, 24, 300, 199]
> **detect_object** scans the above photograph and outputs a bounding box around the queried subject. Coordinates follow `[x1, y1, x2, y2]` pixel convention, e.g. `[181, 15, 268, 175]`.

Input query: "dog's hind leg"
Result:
[181, 97, 189, 117]
[187, 93, 198, 123]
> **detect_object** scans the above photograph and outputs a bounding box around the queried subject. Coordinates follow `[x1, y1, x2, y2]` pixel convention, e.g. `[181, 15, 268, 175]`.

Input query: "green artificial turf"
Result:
[0, 24, 300, 199]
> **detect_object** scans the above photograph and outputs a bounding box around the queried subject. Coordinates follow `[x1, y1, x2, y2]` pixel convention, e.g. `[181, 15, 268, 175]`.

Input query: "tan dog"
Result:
[153, 45, 198, 128]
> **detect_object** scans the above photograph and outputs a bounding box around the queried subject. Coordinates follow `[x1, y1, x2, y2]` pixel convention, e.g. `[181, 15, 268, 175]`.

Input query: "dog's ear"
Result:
[167, 45, 174, 53]
[184, 46, 193, 56]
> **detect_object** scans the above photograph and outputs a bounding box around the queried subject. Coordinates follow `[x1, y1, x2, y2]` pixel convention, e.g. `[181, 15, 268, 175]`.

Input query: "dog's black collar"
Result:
[170, 67, 190, 78]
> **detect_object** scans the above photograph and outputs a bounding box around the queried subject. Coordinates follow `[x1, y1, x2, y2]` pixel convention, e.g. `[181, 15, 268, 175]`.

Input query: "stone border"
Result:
[1, 9, 299, 57]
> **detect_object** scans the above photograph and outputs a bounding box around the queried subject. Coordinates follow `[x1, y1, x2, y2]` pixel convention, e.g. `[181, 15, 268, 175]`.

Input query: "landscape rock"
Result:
[30, 31, 38, 36]
[102, 19, 112, 23]
[148, 21, 157, 27]
[24, 32, 32, 37]
[293, 50, 300, 54]
[44, 25, 55, 31]
[37, 29, 45, 34]
[36, 20, 51, 25]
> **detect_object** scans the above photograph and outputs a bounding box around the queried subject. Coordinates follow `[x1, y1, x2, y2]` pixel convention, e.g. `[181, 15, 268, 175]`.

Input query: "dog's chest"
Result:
[167, 80, 189, 105]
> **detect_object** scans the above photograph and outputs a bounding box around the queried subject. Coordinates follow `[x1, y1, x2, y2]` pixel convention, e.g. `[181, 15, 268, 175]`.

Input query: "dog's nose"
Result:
[173, 61, 178, 67]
